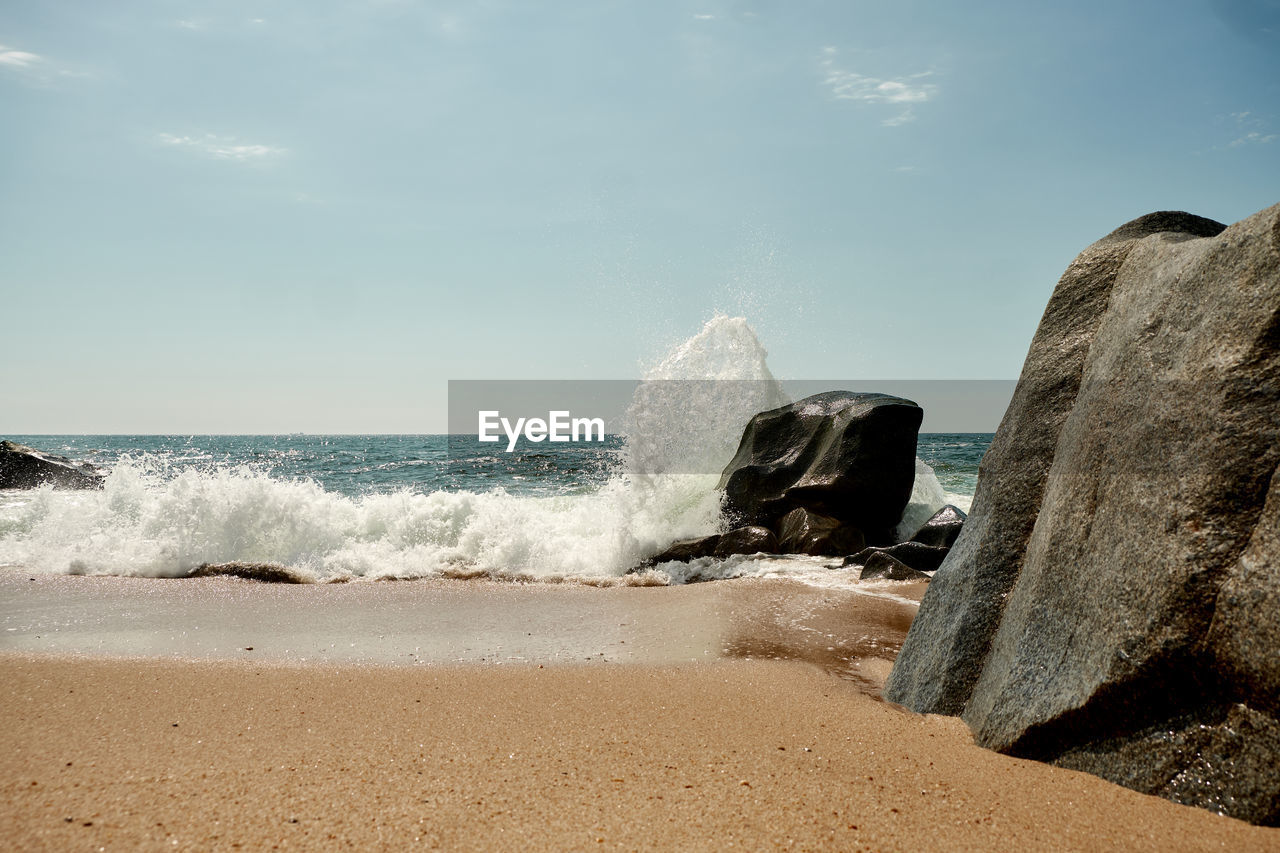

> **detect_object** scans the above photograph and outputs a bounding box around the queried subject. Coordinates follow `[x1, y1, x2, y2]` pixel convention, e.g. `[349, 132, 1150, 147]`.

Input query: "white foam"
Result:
[893, 458, 960, 541]
[0, 317, 784, 584]
[0, 316, 966, 589]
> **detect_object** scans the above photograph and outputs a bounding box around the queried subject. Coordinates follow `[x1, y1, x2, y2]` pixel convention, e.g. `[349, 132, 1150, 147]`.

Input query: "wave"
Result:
[0, 316, 953, 586]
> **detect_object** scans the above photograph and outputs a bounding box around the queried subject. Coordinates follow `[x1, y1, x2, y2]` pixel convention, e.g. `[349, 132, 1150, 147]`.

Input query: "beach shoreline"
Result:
[2, 576, 1278, 851]
[0, 574, 922, 686]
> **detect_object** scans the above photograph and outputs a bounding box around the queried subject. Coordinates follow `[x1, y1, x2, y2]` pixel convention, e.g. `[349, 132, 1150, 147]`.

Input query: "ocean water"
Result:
[0, 318, 990, 588]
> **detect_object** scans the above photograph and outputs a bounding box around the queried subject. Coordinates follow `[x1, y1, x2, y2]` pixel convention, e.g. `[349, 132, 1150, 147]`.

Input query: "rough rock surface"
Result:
[713, 526, 778, 558]
[646, 534, 721, 564]
[187, 562, 309, 583]
[775, 507, 865, 556]
[0, 440, 104, 490]
[908, 505, 967, 549]
[843, 542, 950, 572]
[717, 391, 922, 543]
[859, 552, 931, 581]
[644, 526, 780, 565]
[884, 205, 1280, 825]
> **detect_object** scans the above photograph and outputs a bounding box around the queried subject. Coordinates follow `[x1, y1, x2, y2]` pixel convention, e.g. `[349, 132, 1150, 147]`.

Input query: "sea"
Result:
[0, 318, 990, 590]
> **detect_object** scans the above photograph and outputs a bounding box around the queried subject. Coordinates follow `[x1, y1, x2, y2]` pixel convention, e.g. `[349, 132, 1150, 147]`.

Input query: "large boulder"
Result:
[885, 204, 1280, 825]
[717, 391, 922, 544]
[0, 440, 104, 490]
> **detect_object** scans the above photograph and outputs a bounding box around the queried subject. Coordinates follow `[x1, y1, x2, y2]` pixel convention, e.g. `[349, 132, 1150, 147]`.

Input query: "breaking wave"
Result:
[0, 316, 951, 585]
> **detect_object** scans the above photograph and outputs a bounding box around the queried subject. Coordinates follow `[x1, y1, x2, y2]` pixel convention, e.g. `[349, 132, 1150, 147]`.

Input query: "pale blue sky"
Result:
[2, 0, 1277, 432]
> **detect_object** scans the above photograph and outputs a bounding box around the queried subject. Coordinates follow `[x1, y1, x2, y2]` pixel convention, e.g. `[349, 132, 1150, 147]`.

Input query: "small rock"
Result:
[0, 440, 104, 490]
[859, 552, 931, 581]
[844, 542, 950, 572]
[908, 505, 967, 549]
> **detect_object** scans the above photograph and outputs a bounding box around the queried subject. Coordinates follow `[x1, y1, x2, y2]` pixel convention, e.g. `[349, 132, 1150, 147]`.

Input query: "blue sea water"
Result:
[1, 433, 987, 500]
[0, 318, 993, 587]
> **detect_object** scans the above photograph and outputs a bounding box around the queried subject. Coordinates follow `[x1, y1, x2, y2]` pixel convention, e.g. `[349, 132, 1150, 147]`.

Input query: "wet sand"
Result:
[2, 576, 1277, 851]
[0, 574, 921, 686]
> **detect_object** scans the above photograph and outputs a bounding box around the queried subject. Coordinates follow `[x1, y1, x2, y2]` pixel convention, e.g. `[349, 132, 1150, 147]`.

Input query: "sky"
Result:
[2, 0, 1278, 433]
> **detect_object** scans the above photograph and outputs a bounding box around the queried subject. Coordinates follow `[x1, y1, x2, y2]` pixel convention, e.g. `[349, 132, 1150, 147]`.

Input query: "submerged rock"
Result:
[775, 507, 865, 556]
[717, 391, 922, 543]
[0, 440, 104, 490]
[908, 505, 966, 549]
[885, 204, 1280, 825]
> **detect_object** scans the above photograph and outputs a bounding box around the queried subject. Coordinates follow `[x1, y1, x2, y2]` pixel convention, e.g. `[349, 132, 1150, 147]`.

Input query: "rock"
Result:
[713, 525, 778, 557]
[908, 505, 967, 549]
[775, 507, 865, 556]
[0, 440, 104, 490]
[647, 534, 722, 564]
[859, 551, 931, 581]
[884, 204, 1280, 825]
[187, 562, 309, 583]
[645, 526, 779, 565]
[717, 391, 922, 543]
[843, 542, 950, 572]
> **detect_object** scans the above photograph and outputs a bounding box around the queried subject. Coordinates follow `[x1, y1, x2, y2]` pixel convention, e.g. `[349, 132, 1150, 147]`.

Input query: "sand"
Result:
[2, 577, 1278, 851]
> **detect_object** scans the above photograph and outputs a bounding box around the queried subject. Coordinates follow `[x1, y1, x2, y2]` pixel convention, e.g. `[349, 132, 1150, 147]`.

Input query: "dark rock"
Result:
[187, 562, 309, 583]
[884, 204, 1280, 825]
[713, 525, 778, 557]
[775, 507, 865, 556]
[908, 505, 967, 549]
[717, 391, 922, 543]
[0, 440, 104, 490]
[858, 552, 931, 581]
[842, 542, 950, 572]
[647, 534, 722, 564]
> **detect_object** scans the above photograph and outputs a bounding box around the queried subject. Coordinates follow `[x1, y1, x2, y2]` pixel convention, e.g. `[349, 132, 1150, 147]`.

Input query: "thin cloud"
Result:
[0, 45, 42, 68]
[693, 14, 716, 20]
[1227, 111, 1276, 146]
[1231, 131, 1277, 146]
[819, 47, 937, 126]
[0, 43, 89, 85]
[157, 133, 288, 162]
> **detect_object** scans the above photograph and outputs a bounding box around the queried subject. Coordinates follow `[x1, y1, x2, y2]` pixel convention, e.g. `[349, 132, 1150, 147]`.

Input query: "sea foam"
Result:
[0, 316, 950, 585]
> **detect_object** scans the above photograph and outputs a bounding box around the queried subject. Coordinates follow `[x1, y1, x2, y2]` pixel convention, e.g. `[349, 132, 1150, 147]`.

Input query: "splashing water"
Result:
[0, 316, 951, 585]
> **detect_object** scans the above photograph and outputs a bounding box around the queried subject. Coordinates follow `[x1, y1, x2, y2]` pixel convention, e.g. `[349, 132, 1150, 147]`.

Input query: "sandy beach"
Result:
[3, 577, 1278, 852]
